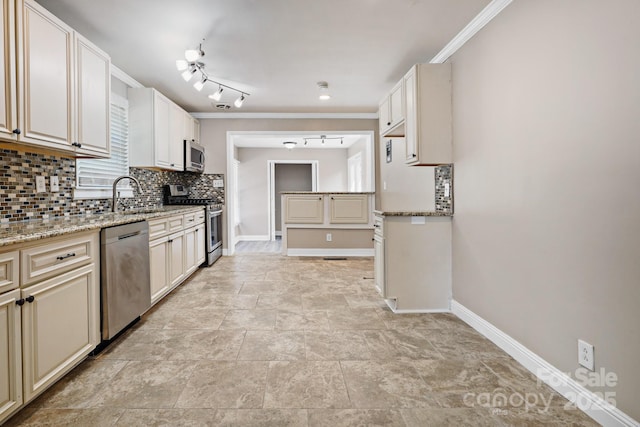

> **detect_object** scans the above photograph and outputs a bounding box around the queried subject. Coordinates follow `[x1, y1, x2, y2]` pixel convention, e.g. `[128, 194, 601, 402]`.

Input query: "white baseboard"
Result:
[286, 248, 375, 257]
[451, 300, 638, 427]
[236, 234, 270, 241]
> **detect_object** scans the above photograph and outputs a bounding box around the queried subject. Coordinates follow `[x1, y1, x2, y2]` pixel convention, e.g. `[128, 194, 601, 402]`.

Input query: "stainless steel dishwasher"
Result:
[100, 221, 151, 341]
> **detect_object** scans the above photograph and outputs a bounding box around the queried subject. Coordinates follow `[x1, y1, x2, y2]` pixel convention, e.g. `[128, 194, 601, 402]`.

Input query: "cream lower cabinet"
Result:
[284, 195, 324, 224]
[329, 195, 369, 224]
[194, 223, 206, 266]
[168, 231, 185, 288]
[148, 236, 170, 305]
[21, 264, 97, 402]
[0, 288, 22, 424]
[373, 233, 385, 297]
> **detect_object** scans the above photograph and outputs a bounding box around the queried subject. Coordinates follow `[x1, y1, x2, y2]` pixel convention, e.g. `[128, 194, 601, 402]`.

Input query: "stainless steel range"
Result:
[165, 185, 222, 265]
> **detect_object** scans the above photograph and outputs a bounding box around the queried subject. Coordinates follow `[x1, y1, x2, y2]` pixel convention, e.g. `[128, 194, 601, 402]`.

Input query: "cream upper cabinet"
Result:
[19, 0, 75, 150]
[379, 80, 404, 137]
[128, 87, 186, 171]
[329, 194, 369, 224]
[193, 118, 200, 143]
[404, 63, 452, 165]
[0, 288, 22, 425]
[73, 33, 110, 157]
[0, 0, 18, 140]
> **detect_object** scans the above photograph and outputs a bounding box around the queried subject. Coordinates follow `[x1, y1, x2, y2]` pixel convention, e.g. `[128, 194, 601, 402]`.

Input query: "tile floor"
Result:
[5, 253, 600, 426]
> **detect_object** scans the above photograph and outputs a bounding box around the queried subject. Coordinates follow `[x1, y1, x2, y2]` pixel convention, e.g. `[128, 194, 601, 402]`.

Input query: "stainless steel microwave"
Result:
[185, 140, 205, 173]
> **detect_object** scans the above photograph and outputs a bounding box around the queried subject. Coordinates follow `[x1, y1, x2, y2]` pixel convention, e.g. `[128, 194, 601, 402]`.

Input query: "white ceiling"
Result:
[36, 0, 491, 114]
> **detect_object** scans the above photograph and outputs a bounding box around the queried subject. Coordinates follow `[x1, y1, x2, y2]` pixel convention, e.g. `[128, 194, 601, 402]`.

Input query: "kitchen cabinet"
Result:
[168, 231, 185, 288]
[148, 236, 169, 305]
[404, 63, 452, 165]
[329, 194, 369, 224]
[129, 87, 195, 171]
[184, 113, 199, 143]
[378, 79, 404, 137]
[0, 0, 110, 157]
[0, 0, 17, 140]
[0, 288, 22, 425]
[194, 223, 206, 266]
[21, 263, 97, 402]
[284, 194, 324, 224]
[373, 213, 451, 312]
[0, 230, 99, 423]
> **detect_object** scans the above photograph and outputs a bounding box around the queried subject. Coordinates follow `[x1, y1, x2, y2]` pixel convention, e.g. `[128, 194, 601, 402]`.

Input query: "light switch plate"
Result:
[444, 182, 450, 197]
[411, 216, 426, 225]
[50, 176, 60, 192]
[213, 179, 224, 188]
[35, 176, 46, 193]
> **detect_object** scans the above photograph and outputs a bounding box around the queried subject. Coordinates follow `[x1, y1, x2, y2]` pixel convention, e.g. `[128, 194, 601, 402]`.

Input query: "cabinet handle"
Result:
[16, 298, 25, 306]
[26, 296, 35, 303]
[374, 224, 380, 228]
[12, 128, 21, 135]
[168, 239, 173, 243]
[412, 154, 417, 157]
[171, 163, 175, 167]
[56, 252, 76, 261]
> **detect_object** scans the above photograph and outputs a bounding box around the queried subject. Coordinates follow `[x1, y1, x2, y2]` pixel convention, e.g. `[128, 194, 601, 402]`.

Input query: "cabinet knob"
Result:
[12, 128, 21, 135]
[387, 122, 391, 126]
[16, 298, 25, 306]
[318, 197, 322, 200]
[412, 154, 417, 157]
[171, 163, 175, 167]
[26, 296, 35, 303]
[168, 239, 173, 243]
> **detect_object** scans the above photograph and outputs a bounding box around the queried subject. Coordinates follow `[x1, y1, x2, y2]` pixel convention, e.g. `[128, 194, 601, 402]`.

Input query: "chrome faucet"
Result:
[112, 175, 142, 212]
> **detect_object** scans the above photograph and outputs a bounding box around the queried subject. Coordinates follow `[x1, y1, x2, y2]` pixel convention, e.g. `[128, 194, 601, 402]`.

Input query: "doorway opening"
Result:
[268, 160, 318, 241]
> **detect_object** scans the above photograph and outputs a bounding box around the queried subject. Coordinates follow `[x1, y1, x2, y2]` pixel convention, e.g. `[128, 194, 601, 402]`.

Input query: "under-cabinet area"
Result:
[374, 211, 452, 312]
[280, 192, 374, 256]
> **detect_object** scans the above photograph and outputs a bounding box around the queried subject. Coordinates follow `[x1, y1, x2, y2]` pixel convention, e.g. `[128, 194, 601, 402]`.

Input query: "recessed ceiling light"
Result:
[317, 81, 330, 100]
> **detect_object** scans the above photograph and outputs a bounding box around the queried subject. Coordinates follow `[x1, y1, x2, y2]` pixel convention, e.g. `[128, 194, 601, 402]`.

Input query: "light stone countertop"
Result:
[280, 191, 375, 195]
[0, 206, 206, 247]
[373, 210, 453, 217]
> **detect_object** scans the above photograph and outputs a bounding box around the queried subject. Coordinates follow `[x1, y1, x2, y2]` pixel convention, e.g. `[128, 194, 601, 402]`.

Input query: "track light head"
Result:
[184, 43, 205, 62]
[208, 86, 224, 101]
[234, 94, 245, 108]
[318, 81, 330, 100]
[176, 59, 189, 71]
[181, 65, 197, 82]
[193, 76, 207, 91]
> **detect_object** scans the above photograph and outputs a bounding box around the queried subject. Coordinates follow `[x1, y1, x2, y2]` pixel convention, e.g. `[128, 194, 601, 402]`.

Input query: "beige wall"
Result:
[287, 228, 374, 249]
[274, 164, 313, 232]
[451, 0, 640, 420]
[237, 147, 347, 237]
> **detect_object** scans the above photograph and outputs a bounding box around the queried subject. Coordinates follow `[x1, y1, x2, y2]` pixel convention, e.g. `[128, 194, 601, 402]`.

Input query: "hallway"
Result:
[6, 254, 598, 426]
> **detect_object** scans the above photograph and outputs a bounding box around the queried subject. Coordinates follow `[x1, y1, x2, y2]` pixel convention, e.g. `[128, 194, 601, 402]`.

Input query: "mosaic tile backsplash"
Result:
[435, 164, 453, 214]
[0, 147, 224, 223]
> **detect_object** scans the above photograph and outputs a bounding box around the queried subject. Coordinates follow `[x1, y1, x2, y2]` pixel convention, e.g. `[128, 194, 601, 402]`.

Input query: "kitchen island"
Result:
[280, 192, 375, 257]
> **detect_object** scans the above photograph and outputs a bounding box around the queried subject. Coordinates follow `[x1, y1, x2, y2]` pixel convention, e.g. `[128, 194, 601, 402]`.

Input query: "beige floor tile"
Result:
[238, 330, 306, 360]
[3, 408, 124, 427]
[256, 293, 304, 311]
[340, 360, 436, 409]
[241, 280, 299, 295]
[264, 361, 351, 409]
[305, 330, 372, 361]
[114, 408, 237, 426]
[364, 329, 443, 360]
[301, 294, 350, 310]
[219, 309, 277, 330]
[175, 361, 269, 409]
[236, 409, 309, 427]
[276, 310, 331, 330]
[400, 407, 501, 427]
[327, 308, 387, 330]
[163, 307, 228, 329]
[308, 409, 406, 427]
[412, 359, 503, 394]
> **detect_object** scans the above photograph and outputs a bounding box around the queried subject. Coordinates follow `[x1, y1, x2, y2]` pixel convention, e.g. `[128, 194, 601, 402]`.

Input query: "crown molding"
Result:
[430, 0, 513, 64]
[110, 64, 144, 88]
[190, 112, 378, 120]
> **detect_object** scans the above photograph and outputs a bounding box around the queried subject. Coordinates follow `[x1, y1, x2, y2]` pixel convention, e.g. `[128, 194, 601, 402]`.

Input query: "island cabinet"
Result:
[0, 0, 110, 157]
[403, 63, 452, 165]
[374, 212, 451, 312]
[329, 194, 369, 224]
[284, 194, 325, 224]
[0, 230, 100, 424]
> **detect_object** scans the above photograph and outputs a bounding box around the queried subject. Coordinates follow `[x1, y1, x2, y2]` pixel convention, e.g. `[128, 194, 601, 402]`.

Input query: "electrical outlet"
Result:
[326, 233, 332, 242]
[578, 339, 594, 371]
[444, 182, 450, 197]
[213, 179, 224, 188]
[50, 175, 60, 192]
[35, 176, 46, 193]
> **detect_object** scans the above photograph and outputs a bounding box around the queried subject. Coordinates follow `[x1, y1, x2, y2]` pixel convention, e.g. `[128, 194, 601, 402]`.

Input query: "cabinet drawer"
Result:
[21, 233, 96, 287]
[167, 215, 184, 233]
[183, 212, 197, 228]
[195, 209, 206, 225]
[0, 251, 19, 294]
[148, 217, 169, 240]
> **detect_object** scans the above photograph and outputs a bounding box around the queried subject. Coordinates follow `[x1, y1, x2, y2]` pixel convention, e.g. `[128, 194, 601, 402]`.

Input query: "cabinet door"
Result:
[195, 223, 206, 266]
[183, 112, 194, 142]
[193, 118, 200, 143]
[20, 0, 74, 149]
[329, 195, 369, 224]
[152, 92, 171, 168]
[149, 237, 170, 305]
[74, 33, 110, 157]
[0, 289, 22, 424]
[0, 250, 19, 295]
[0, 0, 17, 140]
[21, 264, 97, 403]
[184, 226, 196, 276]
[284, 195, 324, 224]
[404, 67, 418, 163]
[168, 232, 184, 288]
[373, 234, 385, 297]
[378, 96, 390, 135]
[168, 103, 184, 171]
[389, 80, 403, 126]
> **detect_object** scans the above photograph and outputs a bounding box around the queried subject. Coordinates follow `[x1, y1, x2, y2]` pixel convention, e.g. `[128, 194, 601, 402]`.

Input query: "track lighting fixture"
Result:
[177, 40, 250, 109]
[208, 86, 224, 101]
[318, 81, 331, 100]
[303, 135, 344, 146]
